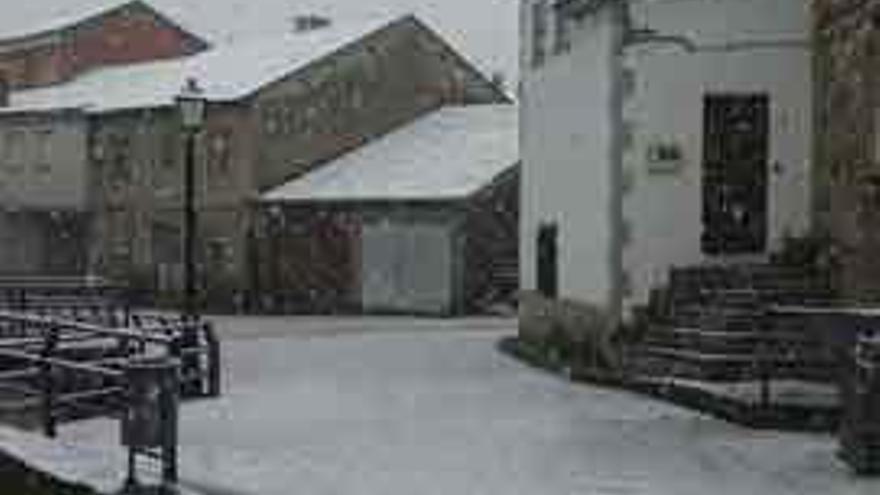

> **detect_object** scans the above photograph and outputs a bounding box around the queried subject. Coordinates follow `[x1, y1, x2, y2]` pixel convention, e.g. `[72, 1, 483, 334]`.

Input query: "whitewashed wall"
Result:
[520, 1, 617, 309]
[623, 0, 812, 308]
[520, 0, 813, 318]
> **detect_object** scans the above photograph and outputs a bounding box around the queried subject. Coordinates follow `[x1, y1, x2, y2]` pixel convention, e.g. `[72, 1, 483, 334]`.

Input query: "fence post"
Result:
[756, 307, 772, 412]
[204, 322, 221, 397]
[159, 358, 179, 493]
[41, 324, 60, 438]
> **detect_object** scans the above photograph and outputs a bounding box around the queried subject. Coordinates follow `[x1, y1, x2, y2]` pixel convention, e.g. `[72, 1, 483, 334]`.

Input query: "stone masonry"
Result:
[89, 16, 507, 307]
[814, 0, 880, 301]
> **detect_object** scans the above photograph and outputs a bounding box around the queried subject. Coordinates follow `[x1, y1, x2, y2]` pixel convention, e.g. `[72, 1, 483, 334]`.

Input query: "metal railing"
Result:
[0, 309, 221, 492]
[841, 331, 880, 475]
[0, 310, 220, 427]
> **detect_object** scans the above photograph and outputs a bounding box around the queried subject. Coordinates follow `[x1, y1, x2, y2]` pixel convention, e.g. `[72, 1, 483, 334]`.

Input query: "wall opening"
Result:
[537, 222, 558, 298]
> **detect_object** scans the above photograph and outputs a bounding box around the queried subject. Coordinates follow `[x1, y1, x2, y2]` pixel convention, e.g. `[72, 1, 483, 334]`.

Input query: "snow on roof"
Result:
[0, 1, 130, 42]
[6, 17, 396, 114]
[0, 0, 518, 87]
[262, 104, 519, 203]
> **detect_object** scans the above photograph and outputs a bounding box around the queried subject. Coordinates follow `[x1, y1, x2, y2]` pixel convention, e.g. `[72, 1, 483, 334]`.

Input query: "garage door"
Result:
[361, 222, 452, 314]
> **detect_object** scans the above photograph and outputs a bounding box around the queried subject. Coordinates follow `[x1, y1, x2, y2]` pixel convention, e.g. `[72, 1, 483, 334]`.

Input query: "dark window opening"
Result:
[537, 223, 558, 298]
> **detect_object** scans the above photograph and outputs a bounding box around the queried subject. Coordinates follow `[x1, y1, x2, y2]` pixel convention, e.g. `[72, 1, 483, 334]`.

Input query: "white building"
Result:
[519, 0, 812, 323]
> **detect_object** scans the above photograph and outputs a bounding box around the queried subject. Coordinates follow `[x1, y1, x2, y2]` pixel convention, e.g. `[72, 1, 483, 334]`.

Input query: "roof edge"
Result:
[0, 1, 209, 51]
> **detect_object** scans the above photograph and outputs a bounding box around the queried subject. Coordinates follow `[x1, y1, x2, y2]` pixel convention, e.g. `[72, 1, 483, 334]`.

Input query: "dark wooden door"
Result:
[537, 223, 558, 298]
[701, 94, 769, 255]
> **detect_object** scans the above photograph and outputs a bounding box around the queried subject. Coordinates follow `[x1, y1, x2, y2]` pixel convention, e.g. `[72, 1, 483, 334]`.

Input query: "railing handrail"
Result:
[0, 310, 175, 345]
[0, 346, 124, 378]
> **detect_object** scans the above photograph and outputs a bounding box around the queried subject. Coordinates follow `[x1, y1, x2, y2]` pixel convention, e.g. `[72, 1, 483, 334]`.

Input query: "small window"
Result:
[207, 130, 232, 180]
[263, 104, 280, 136]
[622, 67, 637, 98]
[4, 130, 24, 164]
[107, 134, 131, 186]
[350, 81, 364, 111]
[207, 237, 234, 273]
[531, 1, 549, 68]
[553, 10, 572, 54]
[34, 129, 52, 166]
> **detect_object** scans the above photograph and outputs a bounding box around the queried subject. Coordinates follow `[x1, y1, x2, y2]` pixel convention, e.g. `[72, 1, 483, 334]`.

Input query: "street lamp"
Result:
[176, 78, 205, 323]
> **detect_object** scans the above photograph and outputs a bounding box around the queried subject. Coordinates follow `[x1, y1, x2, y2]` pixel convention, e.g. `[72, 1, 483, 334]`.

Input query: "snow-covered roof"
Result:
[5, 17, 396, 114]
[0, 1, 129, 43]
[262, 105, 519, 203]
[0, 1, 518, 88]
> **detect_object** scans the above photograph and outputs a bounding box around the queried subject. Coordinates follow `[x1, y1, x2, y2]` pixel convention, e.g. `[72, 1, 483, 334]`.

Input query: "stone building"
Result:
[2, 4, 506, 307]
[520, 0, 813, 326]
[0, 1, 206, 90]
[259, 104, 519, 315]
[813, 0, 880, 301]
[0, 0, 207, 276]
[0, 108, 91, 275]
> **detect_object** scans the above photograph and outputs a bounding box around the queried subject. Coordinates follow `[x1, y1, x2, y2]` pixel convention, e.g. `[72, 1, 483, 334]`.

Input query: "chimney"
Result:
[293, 15, 331, 33]
[0, 72, 9, 108]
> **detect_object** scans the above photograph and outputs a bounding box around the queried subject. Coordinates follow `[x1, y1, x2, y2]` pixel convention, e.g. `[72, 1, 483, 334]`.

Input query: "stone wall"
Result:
[814, 0, 880, 301]
[518, 291, 616, 369]
[88, 17, 506, 309]
[0, 2, 204, 89]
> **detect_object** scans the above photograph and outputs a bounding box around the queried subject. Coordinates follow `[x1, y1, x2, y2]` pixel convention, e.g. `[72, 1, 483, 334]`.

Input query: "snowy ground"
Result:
[1, 316, 879, 495]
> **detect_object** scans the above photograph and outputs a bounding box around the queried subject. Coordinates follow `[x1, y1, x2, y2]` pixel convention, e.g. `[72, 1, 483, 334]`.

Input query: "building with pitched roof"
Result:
[260, 104, 518, 315]
[0, 3, 510, 310]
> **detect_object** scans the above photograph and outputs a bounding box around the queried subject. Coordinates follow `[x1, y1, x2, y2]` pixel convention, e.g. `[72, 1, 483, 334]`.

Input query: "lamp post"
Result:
[176, 79, 205, 398]
[176, 78, 205, 322]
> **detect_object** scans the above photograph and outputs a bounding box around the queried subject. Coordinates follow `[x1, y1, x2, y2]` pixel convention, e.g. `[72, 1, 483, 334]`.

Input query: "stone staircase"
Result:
[629, 263, 835, 383]
[617, 263, 847, 430]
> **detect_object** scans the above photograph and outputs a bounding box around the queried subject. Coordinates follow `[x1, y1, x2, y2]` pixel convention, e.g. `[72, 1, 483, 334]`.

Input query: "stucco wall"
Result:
[520, 0, 813, 317]
[623, 0, 813, 308]
[520, 1, 616, 310]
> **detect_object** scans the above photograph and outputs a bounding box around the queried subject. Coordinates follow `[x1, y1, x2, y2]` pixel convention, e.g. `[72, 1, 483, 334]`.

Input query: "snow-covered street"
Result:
[1, 317, 878, 494]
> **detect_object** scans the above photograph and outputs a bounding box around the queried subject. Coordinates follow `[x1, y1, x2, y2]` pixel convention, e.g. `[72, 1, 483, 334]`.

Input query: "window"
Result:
[622, 67, 637, 99]
[350, 81, 365, 111]
[553, 9, 572, 54]
[207, 237, 234, 273]
[4, 130, 24, 165]
[107, 134, 131, 186]
[263, 104, 280, 136]
[0, 72, 8, 106]
[34, 129, 52, 167]
[363, 47, 382, 84]
[160, 132, 177, 171]
[531, 1, 549, 68]
[207, 130, 232, 180]
[280, 101, 294, 135]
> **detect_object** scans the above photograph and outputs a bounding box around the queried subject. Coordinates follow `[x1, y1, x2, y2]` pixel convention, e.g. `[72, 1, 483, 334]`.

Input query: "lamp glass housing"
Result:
[177, 79, 206, 130]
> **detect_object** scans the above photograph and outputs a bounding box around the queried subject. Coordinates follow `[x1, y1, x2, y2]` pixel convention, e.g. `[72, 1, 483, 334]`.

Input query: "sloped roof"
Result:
[0, 0, 127, 42]
[5, 17, 397, 114]
[0, 0, 518, 88]
[0, 1, 202, 46]
[261, 104, 519, 203]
